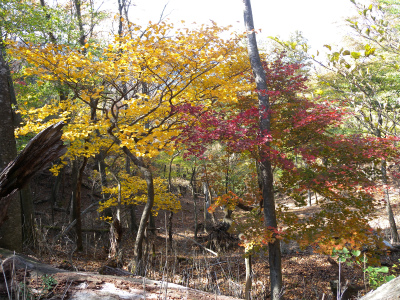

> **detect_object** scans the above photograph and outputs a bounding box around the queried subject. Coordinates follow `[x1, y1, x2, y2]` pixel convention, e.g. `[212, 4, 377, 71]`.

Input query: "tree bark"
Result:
[72, 157, 87, 251]
[0, 39, 21, 251]
[50, 168, 63, 223]
[387, 199, 399, 243]
[109, 218, 122, 260]
[125, 156, 138, 233]
[382, 161, 400, 243]
[242, 1, 283, 299]
[166, 152, 180, 248]
[73, 0, 86, 48]
[121, 147, 155, 275]
[0, 121, 66, 201]
[245, 253, 252, 300]
[95, 151, 112, 217]
[109, 172, 123, 260]
[20, 184, 34, 245]
[203, 181, 212, 231]
[107, 123, 156, 274]
[132, 165, 154, 275]
[0, 119, 66, 251]
[223, 160, 233, 228]
[190, 167, 199, 240]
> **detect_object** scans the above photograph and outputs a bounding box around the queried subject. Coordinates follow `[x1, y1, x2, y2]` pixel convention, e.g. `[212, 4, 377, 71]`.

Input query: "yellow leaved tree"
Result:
[11, 20, 250, 272]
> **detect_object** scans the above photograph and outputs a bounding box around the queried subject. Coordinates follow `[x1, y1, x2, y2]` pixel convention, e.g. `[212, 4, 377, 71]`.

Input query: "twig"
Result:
[159, 227, 218, 256]
[52, 199, 108, 242]
[62, 280, 73, 300]
[2, 261, 10, 300]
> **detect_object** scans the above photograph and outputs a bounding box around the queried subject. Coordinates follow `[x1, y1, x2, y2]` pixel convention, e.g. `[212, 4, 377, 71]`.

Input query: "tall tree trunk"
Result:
[0, 35, 22, 252]
[242, 1, 283, 299]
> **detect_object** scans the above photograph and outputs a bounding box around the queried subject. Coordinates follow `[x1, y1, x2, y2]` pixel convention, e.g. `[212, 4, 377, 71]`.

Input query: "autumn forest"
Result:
[1, 0, 400, 299]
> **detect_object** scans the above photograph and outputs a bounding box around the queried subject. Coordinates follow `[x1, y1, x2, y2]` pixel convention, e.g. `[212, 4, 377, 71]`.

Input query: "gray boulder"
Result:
[360, 276, 400, 300]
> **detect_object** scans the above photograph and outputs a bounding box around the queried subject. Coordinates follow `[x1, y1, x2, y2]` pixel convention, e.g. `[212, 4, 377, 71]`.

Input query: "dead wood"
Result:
[159, 228, 218, 256]
[0, 248, 241, 300]
[330, 280, 364, 300]
[201, 223, 239, 253]
[0, 121, 66, 227]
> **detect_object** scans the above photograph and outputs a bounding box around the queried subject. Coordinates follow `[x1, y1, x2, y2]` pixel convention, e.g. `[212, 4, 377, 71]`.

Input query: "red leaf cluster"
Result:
[176, 51, 400, 252]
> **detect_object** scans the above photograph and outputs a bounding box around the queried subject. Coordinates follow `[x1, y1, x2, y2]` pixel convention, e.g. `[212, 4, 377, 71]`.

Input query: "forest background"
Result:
[2, 0, 400, 299]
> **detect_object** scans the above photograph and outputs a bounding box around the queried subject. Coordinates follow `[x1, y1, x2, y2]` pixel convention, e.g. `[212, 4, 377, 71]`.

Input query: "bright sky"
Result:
[127, 0, 372, 52]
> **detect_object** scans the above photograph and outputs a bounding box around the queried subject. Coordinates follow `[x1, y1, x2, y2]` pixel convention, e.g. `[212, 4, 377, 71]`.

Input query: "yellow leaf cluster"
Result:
[10, 22, 250, 160]
[99, 172, 180, 215]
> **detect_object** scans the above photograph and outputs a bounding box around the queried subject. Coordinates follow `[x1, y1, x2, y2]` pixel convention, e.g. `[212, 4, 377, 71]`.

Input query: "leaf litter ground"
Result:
[13, 169, 400, 299]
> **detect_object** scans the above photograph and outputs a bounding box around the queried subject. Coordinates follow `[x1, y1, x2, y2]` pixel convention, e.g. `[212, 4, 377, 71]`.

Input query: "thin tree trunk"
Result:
[245, 253, 252, 300]
[190, 167, 199, 240]
[73, 0, 86, 48]
[130, 205, 138, 233]
[72, 157, 88, 251]
[122, 147, 155, 275]
[39, 0, 57, 43]
[382, 160, 400, 243]
[149, 214, 156, 235]
[242, 1, 283, 299]
[109, 173, 122, 261]
[167, 152, 180, 248]
[96, 151, 112, 218]
[167, 211, 173, 250]
[39, 0, 71, 106]
[126, 156, 138, 233]
[107, 123, 156, 275]
[20, 184, 34, 245]
[50, 168, 63, 223]
[132, 166, 154, 275]
[203, 181, 212, 232]
[387, 199, 399, 243]
[223, 159, 233, 229]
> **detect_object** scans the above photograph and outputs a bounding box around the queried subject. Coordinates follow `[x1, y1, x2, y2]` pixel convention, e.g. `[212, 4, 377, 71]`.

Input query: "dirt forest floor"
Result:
[14, 169, 400, 299]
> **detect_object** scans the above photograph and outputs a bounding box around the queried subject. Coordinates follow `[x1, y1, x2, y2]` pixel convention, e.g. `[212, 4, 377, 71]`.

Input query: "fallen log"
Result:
[0, 248, 242, 300]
